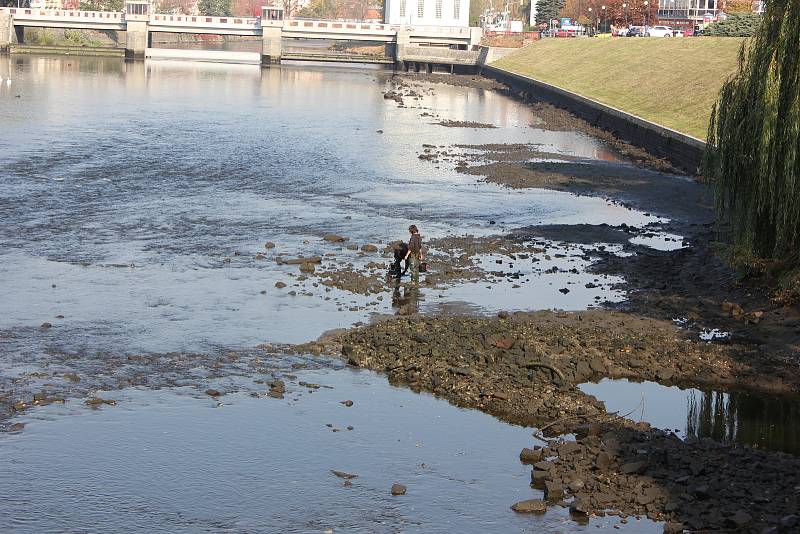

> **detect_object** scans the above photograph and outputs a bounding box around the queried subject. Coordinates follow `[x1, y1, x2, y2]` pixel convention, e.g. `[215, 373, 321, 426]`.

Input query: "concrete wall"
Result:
[477, 46, 517, 65]
[397, 44, 479, 64]
[482, 66, 706, 174]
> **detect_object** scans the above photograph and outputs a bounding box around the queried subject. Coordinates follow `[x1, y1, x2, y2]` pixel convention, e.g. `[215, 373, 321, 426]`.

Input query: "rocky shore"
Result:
[290, 311, 800, 532]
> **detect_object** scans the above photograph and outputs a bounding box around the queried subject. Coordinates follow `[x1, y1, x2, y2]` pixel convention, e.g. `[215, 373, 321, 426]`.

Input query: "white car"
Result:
[646, 25, 674, 37]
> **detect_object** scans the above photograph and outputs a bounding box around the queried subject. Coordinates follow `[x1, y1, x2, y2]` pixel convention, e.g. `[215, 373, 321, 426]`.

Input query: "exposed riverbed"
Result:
[1, 54, 798, 533]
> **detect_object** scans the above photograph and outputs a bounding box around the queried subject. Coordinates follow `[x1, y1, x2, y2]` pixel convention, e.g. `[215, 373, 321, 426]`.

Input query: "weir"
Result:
[0, 3, 483, 67]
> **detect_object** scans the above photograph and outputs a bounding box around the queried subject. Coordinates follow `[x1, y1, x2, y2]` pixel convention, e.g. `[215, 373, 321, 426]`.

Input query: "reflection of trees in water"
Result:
[686, 389, 800, 455]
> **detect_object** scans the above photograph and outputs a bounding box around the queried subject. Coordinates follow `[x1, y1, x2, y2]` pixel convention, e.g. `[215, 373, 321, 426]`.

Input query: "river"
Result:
[0, 55, 666, 532]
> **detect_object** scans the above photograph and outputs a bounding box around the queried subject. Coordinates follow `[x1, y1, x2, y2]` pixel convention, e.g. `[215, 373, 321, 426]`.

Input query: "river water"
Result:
[0, 55, 670, 532]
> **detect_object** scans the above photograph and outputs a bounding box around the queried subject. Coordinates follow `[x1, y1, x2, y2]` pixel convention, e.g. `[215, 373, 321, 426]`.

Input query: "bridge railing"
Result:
[0, 7, 124, 22]
[149, 13, 260, 29]
[284, 19, 394, 35]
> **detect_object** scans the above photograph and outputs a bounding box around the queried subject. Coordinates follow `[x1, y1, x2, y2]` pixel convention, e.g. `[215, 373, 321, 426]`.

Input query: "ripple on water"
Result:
[1, 367, 662, 533]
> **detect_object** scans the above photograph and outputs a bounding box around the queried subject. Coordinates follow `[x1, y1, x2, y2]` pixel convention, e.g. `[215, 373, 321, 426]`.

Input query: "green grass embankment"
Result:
[492, 38, 746, 140]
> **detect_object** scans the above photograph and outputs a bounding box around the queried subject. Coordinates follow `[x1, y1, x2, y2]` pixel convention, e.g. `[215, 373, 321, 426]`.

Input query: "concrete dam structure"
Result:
[0, 2, 483, 67]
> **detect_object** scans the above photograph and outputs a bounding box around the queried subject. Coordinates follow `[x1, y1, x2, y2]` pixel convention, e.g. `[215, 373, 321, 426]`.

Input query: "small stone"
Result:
[662, 522, 684, 534]
[275, 281, 287, 288]
[299, 263, 315, 273]
[63, 373, 81, 382]
[511, 499, 546, 513]
[596, 451, 612, 470]
[347, 426, 354, 430]
[497, 310, 510, 319]
[340, 400, 354, 407]
[519, 447, 542, 464]
[40, 322, 52, 329]
[570, 496, 590, 515]
[544, 480, 564, 500]
[8, 422, 25, 432]
[390, 483, 407, 495]
[255, 253, 265, 260]
[205, 389, 222, 397]
[725, 511, 752, 528]
[360, 244, 378, 253]
[558, 287, 570, 294]
[264, 242, 276, 249]
[620, 461, 647, 474]
[780, 515, 799, 528]
[533, 460, 554, 471]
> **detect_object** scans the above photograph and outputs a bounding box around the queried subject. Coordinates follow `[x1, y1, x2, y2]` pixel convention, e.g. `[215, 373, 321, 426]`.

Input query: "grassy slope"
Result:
[492, 38, 746, 139]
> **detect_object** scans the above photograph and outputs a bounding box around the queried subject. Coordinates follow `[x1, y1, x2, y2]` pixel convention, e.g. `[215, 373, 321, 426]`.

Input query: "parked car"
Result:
[646, 25, 674, 37]
[626, 26, 645, 37]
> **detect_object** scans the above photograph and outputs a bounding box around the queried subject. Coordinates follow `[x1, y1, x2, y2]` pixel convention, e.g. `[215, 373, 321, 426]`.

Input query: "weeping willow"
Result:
[705, 0, 800, 264]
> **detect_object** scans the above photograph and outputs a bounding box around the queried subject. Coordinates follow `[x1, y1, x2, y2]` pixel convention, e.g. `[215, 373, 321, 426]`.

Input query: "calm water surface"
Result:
[0, 55, 673, 532]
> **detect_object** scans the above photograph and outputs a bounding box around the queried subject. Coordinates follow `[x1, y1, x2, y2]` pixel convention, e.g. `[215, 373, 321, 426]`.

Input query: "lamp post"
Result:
[601, 5, 606, 33]
[588, 7, 593, 36]
[623, 3, 627, 29]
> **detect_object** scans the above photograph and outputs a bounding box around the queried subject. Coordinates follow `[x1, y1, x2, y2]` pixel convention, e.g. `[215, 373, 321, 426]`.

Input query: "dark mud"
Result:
[290, 311, 800, 532]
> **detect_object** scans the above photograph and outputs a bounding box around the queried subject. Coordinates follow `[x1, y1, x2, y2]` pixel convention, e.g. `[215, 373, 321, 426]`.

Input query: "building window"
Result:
[418, 0, 424, 18]
[454, 0, 460, 19]
[400, 0, 406, 17]
[435, 0, 442, 18]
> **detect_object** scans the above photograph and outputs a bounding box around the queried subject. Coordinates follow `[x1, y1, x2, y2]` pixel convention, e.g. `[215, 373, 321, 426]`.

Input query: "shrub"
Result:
[705, 13, 762, 37]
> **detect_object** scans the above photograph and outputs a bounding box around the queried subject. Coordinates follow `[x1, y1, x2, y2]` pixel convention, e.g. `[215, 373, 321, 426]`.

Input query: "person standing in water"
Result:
[404, 225, 423, 285]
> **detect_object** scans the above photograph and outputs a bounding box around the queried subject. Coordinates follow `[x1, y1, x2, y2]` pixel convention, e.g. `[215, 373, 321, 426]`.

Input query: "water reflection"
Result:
[686, 388, 800, 455]
[580, 379, 800, 455]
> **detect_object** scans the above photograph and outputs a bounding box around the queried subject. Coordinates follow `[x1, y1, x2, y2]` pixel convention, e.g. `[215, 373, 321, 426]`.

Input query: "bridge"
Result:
[0, 2, 482, 66]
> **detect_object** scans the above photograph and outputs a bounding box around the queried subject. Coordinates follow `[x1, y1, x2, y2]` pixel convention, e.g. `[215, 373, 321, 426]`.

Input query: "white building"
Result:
[384, 0, 470, 27]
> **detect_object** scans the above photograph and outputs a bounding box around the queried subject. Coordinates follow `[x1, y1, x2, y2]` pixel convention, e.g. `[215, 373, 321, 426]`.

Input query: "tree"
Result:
[705, 0, 799, 264]
[280, 0, 300, 17]
[705, 13, 762, 36]
[535, 0, 565, 25]
[724, 0, 754, 13]
[231, 0, 262, 16]
[198, 0, 232, 16]
[298, 0, 338, 18]
[154, 0, 195, 14]
[79, 0, 124, 11]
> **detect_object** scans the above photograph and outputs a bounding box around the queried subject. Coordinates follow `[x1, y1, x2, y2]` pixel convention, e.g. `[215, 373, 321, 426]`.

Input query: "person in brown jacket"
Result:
[404, 224, 423, 285]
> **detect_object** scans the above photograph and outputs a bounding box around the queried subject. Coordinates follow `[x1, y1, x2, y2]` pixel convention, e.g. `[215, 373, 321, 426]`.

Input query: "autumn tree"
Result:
[724, 0, 754, 13]
[231, 0, 261, 16]
[198, 0, 232, 15]
[280, 0, 301, 17]
[154, 0, 195, 14]
[299, 0, 338, 18]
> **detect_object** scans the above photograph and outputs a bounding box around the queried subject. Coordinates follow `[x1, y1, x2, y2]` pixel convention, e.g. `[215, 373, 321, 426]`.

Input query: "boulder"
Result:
[390, 483, 407, 495]
[323, 234, 348, 242]
[361, 244, 378, 253]
[511, 499, 547, 513]
[519, 447, 542, 464]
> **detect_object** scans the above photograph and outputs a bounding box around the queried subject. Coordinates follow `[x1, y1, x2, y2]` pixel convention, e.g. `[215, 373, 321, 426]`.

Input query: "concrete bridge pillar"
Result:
[0, 12, 14, 52]
[125, 0, 151, 60]
[260, 6, 283, 65]
[394, 27, 411, 67]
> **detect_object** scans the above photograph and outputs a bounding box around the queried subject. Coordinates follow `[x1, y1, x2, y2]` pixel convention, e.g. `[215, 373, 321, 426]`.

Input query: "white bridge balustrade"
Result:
[0, 7, 126, 30]
[149, 14, 261, 35]
[0, 5, 482, 65]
